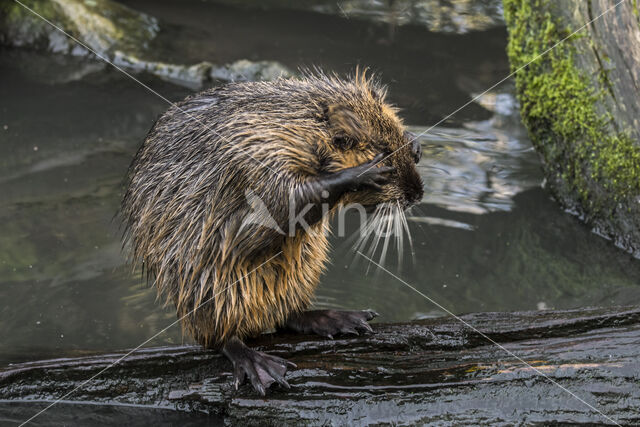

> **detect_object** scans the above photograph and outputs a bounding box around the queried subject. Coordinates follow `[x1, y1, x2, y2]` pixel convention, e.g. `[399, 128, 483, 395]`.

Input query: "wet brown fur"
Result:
[121, 70, 422, 348]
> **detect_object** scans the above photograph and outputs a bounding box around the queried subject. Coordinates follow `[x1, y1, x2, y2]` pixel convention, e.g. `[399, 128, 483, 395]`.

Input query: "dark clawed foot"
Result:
[284, 309, 379, 339]
[222, 336, 296, 396]
[355, 153, 396, 191]
[343, 153, 396, 192]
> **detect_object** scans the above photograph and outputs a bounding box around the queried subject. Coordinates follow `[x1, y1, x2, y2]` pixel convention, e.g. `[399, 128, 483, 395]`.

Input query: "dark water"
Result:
[0, 402, 222, 426]
[1, 0, 639, 382]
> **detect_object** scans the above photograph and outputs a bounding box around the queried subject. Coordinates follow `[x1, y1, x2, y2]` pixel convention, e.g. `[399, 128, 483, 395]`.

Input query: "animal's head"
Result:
[314, 72, 424, 210]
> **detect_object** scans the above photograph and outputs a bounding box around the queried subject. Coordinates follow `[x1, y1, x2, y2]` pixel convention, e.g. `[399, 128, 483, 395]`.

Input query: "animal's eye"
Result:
[332, 134, 356, 150]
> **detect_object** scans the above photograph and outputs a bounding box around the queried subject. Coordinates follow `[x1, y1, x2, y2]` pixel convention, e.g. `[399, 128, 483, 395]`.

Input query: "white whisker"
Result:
[351, 201, 416, 272]
[378, 204, 393, 268]
[353, 208, 375, 251]
[355, 206, 380, 250]
[362, 204, 387, 273]
[354, 205, 384, 272]
[406, 204, 429, 239]
[399, 201, 414, 264]
[391, 203, 400, 268]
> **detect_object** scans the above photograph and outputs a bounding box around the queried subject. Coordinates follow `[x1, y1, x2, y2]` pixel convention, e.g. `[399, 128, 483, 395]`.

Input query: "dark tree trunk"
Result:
[504, 0, 640, 256]
[2, 306, 639, 425]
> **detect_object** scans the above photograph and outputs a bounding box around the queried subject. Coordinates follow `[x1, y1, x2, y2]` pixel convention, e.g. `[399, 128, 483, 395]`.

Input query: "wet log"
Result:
[1, 306, 640, 425]
[503, 0, 640, 256]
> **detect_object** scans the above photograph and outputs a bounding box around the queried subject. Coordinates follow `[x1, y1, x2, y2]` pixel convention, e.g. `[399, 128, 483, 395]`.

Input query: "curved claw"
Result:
[233, 364, 246, 390]
[366, 182, 383, 191]
[374, 165, 396, 175]
[369, 153, 385, 165]
[356, 318, 374, 333]
[222, 336, 295, 395]
[362, 163, 395, 189]
[360, 309, 379, 321]
[262, 353, 295, 389]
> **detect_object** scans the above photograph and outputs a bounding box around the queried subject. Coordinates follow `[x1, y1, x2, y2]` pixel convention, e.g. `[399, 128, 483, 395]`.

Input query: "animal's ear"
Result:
[324, 104, 369, 150]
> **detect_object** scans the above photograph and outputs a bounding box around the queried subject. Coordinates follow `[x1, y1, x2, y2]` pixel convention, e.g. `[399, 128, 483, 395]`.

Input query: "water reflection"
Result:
[411, 91, 541, 214]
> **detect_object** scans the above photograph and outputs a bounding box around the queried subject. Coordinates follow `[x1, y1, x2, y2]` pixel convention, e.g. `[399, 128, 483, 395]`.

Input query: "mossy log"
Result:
[2, 306, 640, 425]
[503, 0, 640, 256]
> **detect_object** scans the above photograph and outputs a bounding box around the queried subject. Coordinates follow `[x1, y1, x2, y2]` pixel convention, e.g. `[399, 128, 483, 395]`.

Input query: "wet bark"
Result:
[1, 306, 639, 425]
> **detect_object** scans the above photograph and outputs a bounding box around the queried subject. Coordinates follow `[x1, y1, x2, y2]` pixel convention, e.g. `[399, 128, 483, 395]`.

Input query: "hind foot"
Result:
[284, 309, 378, 339]
[222, 336, 296, 396]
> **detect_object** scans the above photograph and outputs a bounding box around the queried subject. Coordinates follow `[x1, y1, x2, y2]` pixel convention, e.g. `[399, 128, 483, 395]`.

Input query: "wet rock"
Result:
[312, 0, 504, 33]
[112, 52, 215, 88]
[209, 59, 293, 83]
[0, 0, 158, 57]
[207, 0, 505, 34]
[113, 54, 293, 88]
[0, 0, 292, 87]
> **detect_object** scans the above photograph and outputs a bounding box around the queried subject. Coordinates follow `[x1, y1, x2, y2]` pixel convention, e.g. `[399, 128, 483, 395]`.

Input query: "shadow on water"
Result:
[1, 0, 639, 382]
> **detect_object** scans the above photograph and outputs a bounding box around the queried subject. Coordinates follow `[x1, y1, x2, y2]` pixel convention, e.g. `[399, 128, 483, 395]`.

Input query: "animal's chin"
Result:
[398, 199, 413, 210]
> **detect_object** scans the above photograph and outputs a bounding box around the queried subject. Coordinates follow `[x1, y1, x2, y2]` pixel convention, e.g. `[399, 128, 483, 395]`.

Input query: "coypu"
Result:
[121, 71, 423, 394]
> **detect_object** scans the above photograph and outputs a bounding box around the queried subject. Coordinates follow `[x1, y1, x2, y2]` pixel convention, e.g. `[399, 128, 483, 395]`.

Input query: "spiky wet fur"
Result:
[121, 71, 421, 348]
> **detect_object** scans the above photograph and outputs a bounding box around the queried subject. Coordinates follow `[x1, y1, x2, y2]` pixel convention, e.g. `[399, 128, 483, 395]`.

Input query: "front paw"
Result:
[345, 153, 395, 192]
[285, 309, 379, 339]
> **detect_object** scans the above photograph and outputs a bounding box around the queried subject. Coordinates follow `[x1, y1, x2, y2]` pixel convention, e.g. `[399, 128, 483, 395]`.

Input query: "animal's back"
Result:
[121, 78, 346, 346]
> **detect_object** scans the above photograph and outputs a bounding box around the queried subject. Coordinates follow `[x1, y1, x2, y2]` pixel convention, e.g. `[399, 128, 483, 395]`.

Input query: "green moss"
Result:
[0, 0, 157, 56]
[0, 0, 74, 50]
[503, 0, 640, 215]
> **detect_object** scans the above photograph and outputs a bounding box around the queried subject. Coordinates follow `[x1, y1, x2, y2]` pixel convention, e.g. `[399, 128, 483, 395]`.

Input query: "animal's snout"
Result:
[405, 131, 421, 164]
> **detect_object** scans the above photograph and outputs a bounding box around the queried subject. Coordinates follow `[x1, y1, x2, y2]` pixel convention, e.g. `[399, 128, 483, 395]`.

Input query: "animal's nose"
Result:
[405, 131, 421, 164]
